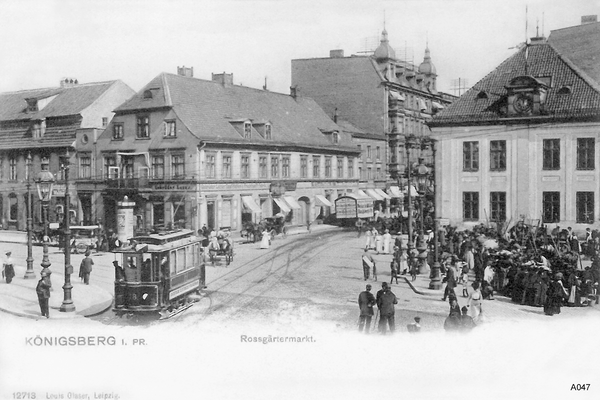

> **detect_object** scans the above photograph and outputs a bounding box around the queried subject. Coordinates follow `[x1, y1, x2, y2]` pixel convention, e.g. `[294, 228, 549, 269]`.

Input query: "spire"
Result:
[418, 43, 436, 76]
[374, 26, 396, 61]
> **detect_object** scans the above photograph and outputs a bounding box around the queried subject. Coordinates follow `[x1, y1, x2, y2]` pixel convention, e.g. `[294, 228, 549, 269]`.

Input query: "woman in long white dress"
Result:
[260, 229, 270, 249]
[364, 228, 373, 250]
[468, 281, 483, 321]
[374, 229, 383, 254]
[382, 229, 392, 254]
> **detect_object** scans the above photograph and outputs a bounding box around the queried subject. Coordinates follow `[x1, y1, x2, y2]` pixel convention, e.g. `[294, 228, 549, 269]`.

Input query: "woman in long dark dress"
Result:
[544, 273, 568, 316]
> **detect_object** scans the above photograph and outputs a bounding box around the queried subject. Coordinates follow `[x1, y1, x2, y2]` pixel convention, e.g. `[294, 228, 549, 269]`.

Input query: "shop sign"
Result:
[153, 183, 195, 191]
[335, 196, 373, 219]
[270, 180, 297, 195]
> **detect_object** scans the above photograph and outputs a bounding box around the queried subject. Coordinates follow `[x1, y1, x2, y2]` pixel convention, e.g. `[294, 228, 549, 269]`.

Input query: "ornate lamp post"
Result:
[405, 134, 418, 266]
[36, 169, 55, 280]
[24, 153, 35, 279]
[60, 150, 75, 312]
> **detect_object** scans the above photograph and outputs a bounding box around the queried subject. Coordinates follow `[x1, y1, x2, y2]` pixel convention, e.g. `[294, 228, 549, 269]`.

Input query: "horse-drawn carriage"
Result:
[240, 216, 288, 243]
[207, 232, 234, 265]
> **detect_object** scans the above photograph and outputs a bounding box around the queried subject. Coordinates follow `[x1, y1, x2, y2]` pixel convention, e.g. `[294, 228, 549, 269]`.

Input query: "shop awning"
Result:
[388, 186, 404, 198]
[403, 185, 419, 197]
[241, 196, 262, 214]
[283, 196, 302, 210]
[374, 188, 391, 200]
[315, 194, 333, 207]
[356, 190, 371, 199]
[273, 197, 291, 213]
[365, 189, 384, 201]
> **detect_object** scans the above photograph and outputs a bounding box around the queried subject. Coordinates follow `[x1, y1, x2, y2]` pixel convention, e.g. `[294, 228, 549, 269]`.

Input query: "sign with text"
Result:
[335, 196, 373, 219]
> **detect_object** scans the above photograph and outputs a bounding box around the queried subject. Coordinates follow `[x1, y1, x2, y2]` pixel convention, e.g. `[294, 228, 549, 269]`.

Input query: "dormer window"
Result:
[332, 131, 340, 144]
[265, 123, 272, 140]
[244, 122, 252, 139]
[143, 90, 153, 99]
[557, 86, 572, 95]
[164, 120, 176, 137]
[31, 120, 46, 139]
[476, 91, 488, 99]
[26, 99, 38, 112]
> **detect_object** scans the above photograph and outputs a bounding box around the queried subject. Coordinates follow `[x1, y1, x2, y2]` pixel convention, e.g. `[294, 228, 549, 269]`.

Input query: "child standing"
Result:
[460, 265, 469, 297]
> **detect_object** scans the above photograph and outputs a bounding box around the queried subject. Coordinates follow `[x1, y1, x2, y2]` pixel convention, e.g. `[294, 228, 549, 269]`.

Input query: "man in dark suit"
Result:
[442, 263, 457, 301]
[357, 284, 376, 333]
[36, 271, 52, 318]
[376, 282, 398, 334]
[79, 251, 94, 285]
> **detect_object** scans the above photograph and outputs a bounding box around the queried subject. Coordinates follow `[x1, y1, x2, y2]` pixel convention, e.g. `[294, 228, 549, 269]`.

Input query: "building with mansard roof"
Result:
[93, 69, 361, 234]
[429, 17, 600, 233]
[0, 78, 134, 231]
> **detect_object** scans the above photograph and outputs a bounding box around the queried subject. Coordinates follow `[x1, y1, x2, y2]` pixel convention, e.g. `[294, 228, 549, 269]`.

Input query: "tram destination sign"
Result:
[335, 196, 373, 219]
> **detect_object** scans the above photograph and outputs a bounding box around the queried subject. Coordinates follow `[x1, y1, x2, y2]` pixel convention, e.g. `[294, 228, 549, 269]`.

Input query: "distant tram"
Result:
[112, 229, 205, 319]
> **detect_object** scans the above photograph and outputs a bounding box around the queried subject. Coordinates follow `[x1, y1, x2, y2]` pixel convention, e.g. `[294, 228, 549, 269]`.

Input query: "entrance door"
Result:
[153, 203, 165, 229]
[207, 201, 216, 230]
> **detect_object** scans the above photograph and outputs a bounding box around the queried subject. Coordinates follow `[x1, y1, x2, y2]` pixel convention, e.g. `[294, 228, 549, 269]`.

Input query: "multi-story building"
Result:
[0, 78, 135, 231]
[93, 69, 361, 234]
[429, 17, 600, 233]
[291, 29, 454, 203]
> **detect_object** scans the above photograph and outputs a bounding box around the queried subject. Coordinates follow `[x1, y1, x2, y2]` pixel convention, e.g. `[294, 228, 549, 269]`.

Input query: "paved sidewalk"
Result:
[0, 263, 113, 320]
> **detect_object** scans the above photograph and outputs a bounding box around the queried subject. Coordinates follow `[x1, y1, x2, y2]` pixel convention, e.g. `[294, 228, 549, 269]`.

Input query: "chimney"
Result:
[290, 85, 297, 99]
[581, 15, 598, 24]
[60, 78, 78, 87]
[177, 66, 194, 77]
[330, 49, 344, 58]
[211, 72, 233, 86]
[529, 36, 547, 45]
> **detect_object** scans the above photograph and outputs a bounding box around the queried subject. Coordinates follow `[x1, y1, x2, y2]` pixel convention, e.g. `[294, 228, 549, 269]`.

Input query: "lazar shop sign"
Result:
[335, 196, 373, 219]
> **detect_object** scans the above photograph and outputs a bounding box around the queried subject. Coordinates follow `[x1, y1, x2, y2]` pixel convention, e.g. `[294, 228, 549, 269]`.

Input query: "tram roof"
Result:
[117, 229, 200, 249]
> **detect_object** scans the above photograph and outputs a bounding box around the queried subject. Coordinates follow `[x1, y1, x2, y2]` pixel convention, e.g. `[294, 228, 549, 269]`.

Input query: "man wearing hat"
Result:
[357, 284, 376, 333]
[113, 260, 125, 282]
[3, 251, 15, 283]
[376, 282, 398, 334]
[36, 271, 52, 318]
[79, 250, 94, 285]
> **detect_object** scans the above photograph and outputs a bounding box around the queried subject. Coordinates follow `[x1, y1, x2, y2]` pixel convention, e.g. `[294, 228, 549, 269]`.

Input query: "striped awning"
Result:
[273, 197, 291, 213]
[283, 196, 302, 210]
[241, 196, 262, 214]
[315, 194, 333, 207]
[365, 189, 384, 201]
[374, 188, 391, 200]
[356, 190, 371, 199]
[388, 186, 404, 198]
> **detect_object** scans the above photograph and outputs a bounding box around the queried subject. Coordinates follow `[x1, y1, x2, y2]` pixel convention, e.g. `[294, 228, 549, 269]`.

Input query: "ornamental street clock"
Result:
[506, 76, 548, 117]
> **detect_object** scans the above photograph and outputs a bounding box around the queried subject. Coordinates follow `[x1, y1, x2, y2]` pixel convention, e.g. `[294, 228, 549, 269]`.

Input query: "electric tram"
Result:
[112, 229, 205, 319]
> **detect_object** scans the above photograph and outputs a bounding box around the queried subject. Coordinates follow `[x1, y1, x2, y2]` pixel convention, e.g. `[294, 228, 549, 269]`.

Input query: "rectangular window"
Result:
[376, 167, 381, 179]
[490, 140, 506, 171]
[122, 156, 134, 179]
[576, 192, 594, 223]
[542, 192, 560, 223]
[490, 192, 506, 222]
[376, 146, 381, 160]
[222, 154, 232, 179]
[313, 156, 321, 177]
[244, 122, 251, 139]
[79, 156, 91, 179]
[348, 158, 354, 178]
[463, 141, 479, 171]
[136, 116, 150, 138]
[367, 146, 372, 159]
[171, 154, 185, 179]
[463, 192, 479, 220]
[41, 156, 49, 171]
[282, 156, 290, 178]
[206, 153, 216, 179]
[152, 155, 164, 179]
[270, 155, 279, 178]
[367, 167, 372, 180]
[112, 123, 124, 140]
[325, 157, 332, 178]
[259, 155, 268, 178]
[9, 157, 17, 180]
[104, 156, 116, 179]
[0, 157, 3, 179]
[241, 154, 250, 179]
[359, 167, 364, 180]
[337, 158, 343, 178]
[265, 124, 272, 140]
[102, 117, 108, 128]
[164, 120, 176, 137]
[543, 139, 560, 170]
[300, 156, 308, 178]
[577, 138, 595, 170]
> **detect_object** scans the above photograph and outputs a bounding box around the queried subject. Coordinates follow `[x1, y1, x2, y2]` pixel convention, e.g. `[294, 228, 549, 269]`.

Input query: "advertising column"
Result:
[117, 196, 136, 244]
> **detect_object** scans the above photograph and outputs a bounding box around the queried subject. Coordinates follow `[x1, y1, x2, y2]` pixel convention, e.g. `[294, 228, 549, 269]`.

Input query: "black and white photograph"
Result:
[1, 0, 600, 399]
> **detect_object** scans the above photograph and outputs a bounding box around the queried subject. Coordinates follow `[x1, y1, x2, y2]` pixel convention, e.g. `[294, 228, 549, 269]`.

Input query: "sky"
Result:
[0, 0, 599, 97]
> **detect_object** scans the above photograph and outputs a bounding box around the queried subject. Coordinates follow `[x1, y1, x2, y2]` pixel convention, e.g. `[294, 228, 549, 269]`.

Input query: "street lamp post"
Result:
[60, 151, 75, 312]
[405, 134, 418, 267]
[427, 138, 442, 290]
[24, 153, 35, 279]
[36, 169, 55, 281]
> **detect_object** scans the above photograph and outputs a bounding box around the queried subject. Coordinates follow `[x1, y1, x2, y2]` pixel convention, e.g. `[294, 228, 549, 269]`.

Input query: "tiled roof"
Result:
[548, 22, 600, 86]
[0, 120, 80, 150]
[117, 73, 356, 151]
[431, 43, 600, 126]
[0, 81, 117, 122]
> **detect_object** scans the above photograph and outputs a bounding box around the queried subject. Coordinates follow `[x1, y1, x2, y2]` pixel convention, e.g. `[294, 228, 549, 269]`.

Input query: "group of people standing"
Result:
[358, 282, 400, 334]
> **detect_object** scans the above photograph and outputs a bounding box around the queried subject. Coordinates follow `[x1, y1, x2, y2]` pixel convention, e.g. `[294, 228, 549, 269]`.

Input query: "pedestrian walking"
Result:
[357, 284, 376, 333]
[376, 282, 398, 334]
[459, 306, 476, 331]
[79, 250, 94, 285]
[544, 272, 568, 316]
[442, 263, 457, 301]
[459, 267, 469, 297]
[36, 271, 52, 318]
[361, 249, 375, 281]
[260, 228, 270, 249]
[390, 259, 400, 284]
[382, 229, 392, 254]
[2, 251, 15, 283]
[375, 229, 383, 254]
[364, 227, 373, 250]
[355, 219, 365, 238]
[467, 281, 483, 322]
